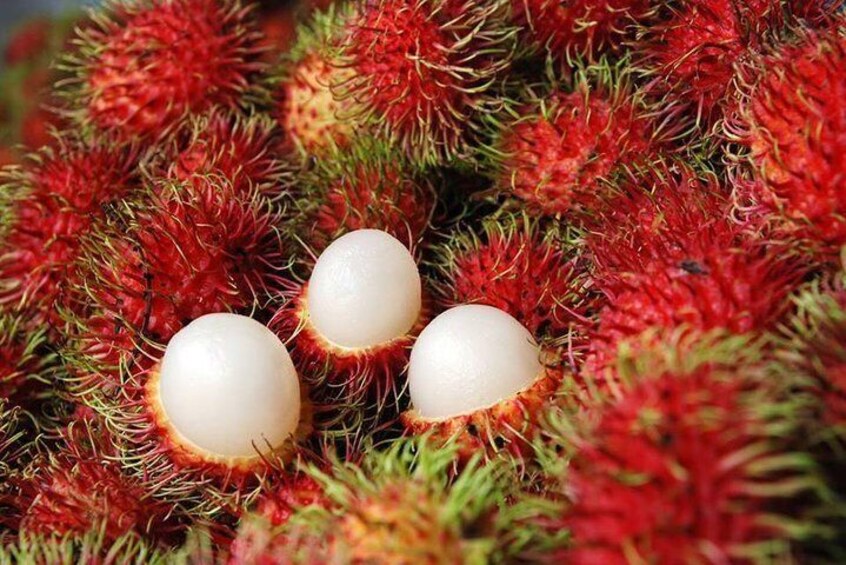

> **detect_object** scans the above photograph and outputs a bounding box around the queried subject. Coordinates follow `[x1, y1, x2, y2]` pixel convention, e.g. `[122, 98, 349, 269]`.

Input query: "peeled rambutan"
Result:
[433, 213, 594, 341]
[585, 165, 805, 378]
[275, 7, 357, 156]
[339, 0, 516, 163]
[486, 71, 659, 217]
[71, 0, 265, 143]
[271, 229, 429, 434]
[509, 0, 653, 60]
[401, 305, 563, 462]
[727, 27, 846, 256]
[0, 140, 139, 322]
[543, 338, 827, 563]
[633, 0, 821, 129]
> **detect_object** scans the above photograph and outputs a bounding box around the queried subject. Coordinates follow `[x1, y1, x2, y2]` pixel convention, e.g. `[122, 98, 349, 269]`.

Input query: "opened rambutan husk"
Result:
[539, 334, 832, 563]
[273, 5, 358, 157]
[66, 0, 266, 144]
[583, 162, 807, 383]
[0, 139, 140, 323]
[432, 212, 596, 346]
[725, 24, 846, 260]
[336, 0, 517, 165]
[480, 61, 668, 218]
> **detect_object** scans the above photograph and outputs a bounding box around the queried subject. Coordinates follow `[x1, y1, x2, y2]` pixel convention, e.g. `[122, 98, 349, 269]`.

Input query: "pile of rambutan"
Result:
[0, 0, 844, 561]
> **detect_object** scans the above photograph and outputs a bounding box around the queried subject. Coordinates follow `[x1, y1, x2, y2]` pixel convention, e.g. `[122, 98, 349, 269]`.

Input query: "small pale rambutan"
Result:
[433, 213, 594, 341]
[485, 69, 659, 217]
[632, 0, 824, 129]
[163, 110, 287, 198]
[727, 26, 846, 256]
[0, 140, 139, 322]
[339, 0, 516, 164]
[509, 0, 652, 60]
[250, 439, 547, 563]
[71, 0, 265, 143]
[585, 165, 805, 378]
[401, 305, 563, 462]
[542, 338, 828, 563]
[275, 7, 357, 156]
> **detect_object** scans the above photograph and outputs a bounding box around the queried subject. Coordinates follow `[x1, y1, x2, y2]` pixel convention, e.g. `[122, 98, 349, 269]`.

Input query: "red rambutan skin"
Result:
[166, 112, 285, 198]
[4, 18, 52, 66]
[67, 178, 288, 394]
[634, 0, 820, 128]
[437, 219, 594, 339]
[560, 366, 786, 563]
[585, 169, 805, 376]
[254, 474, 326, 528]
[258, 7, 298, 62]
[0, 317, 47, 406]
[80, 0, 264, 142]
[0, 144, 139, 323]
[496, 88, 655, 217]
[509, 0, 652, 59]
[342, 0, 513, 162]
[305, 163, 435, 255]
[401, 366, 562, 462]
[729, 28, 846, 254]
[277, 52, 354, 156]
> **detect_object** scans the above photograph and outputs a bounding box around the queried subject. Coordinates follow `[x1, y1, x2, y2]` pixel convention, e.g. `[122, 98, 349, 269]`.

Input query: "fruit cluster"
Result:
[0, 0, 844, 562]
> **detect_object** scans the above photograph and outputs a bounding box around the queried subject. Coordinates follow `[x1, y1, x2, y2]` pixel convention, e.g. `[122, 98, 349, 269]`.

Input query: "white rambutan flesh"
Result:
[157, 313, 301, 459]
[407, 305, 542, 420]
[307, 229, 422, 350]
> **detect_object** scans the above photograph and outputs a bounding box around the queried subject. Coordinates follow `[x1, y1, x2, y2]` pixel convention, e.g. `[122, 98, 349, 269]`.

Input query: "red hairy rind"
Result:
[633, 0, 818, 130]
[400, 366, 562, 462]
[63, 175, 289, 400]
[339, 0, 516, 164]
[509, 0, 653, 60]
[728, 27, 846, 256]
[435, 215, 595, 341]
[585, 166, 806, 378]
[491, 83, 657, 217]
[0, 142, 139, 323]
[296, 150, 436, 257]
[0, 314, 50, 407]
[551, 345, 822, 563]
[254, 474, 327, 528]
[165, 111, 288, 199]
[8, 420, 180, 542]
[4, 19, 52, 66]
[73, 0, 265, 143]
[270, 285, 431, 419]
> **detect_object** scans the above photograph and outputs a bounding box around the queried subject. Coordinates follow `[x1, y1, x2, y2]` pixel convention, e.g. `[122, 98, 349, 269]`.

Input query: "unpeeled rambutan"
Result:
[0, 140, 139, 322]
[585, 165, 805, 378]
[3, 18, 52, 67]
[71, 0, 265, 143]
[542, 338, 828, 563]
[339, 0, 516, 164]
[274, 7, 357, 156]
[509, 0, 652, 60]
[433, 213, 594, 341]
[727, 26, 846, 256]
[485, 68, 659, 217]
[0, 314, 50, 407]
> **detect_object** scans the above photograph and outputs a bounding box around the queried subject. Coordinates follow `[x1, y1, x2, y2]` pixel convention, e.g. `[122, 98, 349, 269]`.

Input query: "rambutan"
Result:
[275, 7, 357, 156]
[252, 439, 546, 563]
[0, 140, 139, 322]
[727, 26, 846, 256]
[632, 0, 822, 129]
[271, 229, 429, 435]
[508, 0, 653, 60]
[433, 213, 594, 342]
[542, 338, 828, 563]
[585, 165, 805, 378]
[339, 0, 516, 164]
[0, 314, 50, 407]
[401, 305, 563, 461]
[485, 69, 659, 217]
[4, 18, 52, 67]
[70, 0, 265, 143]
